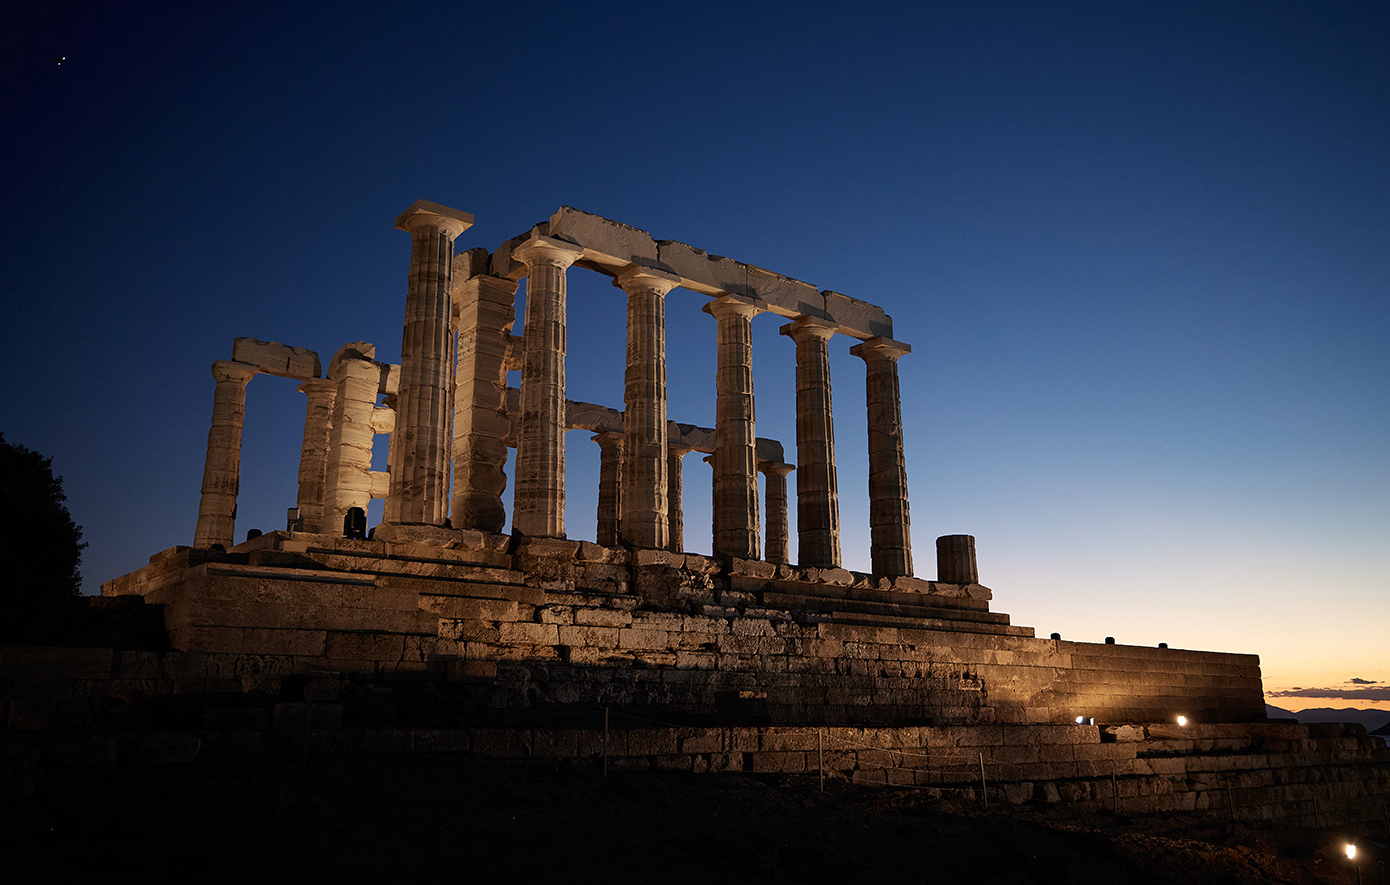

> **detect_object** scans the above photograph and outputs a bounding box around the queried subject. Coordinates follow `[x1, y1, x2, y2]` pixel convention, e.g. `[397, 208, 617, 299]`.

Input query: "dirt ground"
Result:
[4, 753, 1379, 884]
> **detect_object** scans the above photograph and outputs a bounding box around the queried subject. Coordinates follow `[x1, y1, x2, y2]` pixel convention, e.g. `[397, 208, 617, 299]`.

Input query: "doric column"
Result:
[387, 200, 474, 526]
[937, 534, 978, 584]
[294, 378, 337, 533]
[193, 360, 259, 549]
[615, 266, 681, 549]
[593, 431, 623, 547]
[780, 316, 841, 568]
[512, 234, 584, 538]
[759, 461, 794, 565]
[451, 275, 519, 533]
[850, 337, 914, 577]
[324, 347, 383, 536]
[705, 295, 763, 560]
[667, 443, 692, 553]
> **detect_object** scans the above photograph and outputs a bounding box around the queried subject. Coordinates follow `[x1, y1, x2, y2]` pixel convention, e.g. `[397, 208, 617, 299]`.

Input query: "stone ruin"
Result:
[7, 201, 1386, 824]
[99, 199, 1269, 726]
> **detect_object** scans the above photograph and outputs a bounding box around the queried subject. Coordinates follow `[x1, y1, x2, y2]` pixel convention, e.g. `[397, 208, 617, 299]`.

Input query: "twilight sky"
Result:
[4, 1, 1387, 712]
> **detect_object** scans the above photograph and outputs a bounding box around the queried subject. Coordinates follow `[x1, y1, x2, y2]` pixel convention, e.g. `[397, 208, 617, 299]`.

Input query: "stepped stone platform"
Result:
[91, 529, 1266, 729]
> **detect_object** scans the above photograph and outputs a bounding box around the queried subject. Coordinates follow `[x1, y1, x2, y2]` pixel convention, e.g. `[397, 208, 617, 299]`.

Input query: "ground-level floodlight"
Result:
[1345, 843, 1361, 885]
[1176, 715, 1188, 727]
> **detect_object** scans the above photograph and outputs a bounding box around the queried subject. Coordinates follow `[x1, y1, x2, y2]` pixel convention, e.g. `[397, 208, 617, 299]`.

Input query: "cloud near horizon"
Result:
[1266, 687, 1390, 701]
[1348, 678, 1380, 685]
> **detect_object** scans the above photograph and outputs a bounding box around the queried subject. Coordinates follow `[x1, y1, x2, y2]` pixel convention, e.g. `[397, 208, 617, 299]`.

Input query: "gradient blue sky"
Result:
[4, 1, 1386, 710]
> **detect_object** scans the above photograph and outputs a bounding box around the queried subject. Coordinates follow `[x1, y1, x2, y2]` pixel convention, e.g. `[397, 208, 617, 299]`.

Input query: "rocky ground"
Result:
[4, 753, 1380, 884]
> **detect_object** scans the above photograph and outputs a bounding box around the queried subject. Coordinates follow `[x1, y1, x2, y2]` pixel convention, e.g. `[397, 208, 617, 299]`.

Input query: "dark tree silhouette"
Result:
[0, 433, 86, 639]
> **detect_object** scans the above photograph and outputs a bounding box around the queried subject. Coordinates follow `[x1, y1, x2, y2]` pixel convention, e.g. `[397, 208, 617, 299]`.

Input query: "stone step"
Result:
[760, 589, 1009, 626]
[828, 610, 1032, 637]
[734, 575, 989, 612]
[297, 546, 530, 587]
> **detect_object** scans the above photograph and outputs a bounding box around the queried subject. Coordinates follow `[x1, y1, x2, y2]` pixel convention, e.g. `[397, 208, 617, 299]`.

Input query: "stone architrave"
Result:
[593, 431, 623, 547]
[759, 461, 794, 565]
[667, 443, 692, 553]
[324, 344, 384, 536]
[705, 295, 763, 560]
[615, 265, 681, 549]
[781, 316, 841, 568]
[193, 360, 259, 549]
[850, 337, 913, 577]
[386, 200, 474, 526]
[512, 234, 584, 538]
[451, 275, 519, 533]
[294, 378, 337, 533]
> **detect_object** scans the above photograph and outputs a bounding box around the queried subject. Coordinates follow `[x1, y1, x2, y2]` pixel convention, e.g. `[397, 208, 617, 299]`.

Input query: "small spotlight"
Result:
[1075, 715, 1085, 724]
[1176, 715, 1188, 727]
[1346, 843, 1357, 861]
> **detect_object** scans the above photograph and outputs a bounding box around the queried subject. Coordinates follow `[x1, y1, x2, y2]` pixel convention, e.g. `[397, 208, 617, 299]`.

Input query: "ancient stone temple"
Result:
[7, 201, 1385, 827]
[98, 200, 1269, 728]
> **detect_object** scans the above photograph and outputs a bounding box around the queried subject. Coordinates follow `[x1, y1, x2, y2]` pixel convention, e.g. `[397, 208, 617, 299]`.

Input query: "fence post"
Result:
[818, 729, 824, 793]
[1111, 765, 1119, 815]
[979, 753, 987, 809]
[603, 706, 609, 779]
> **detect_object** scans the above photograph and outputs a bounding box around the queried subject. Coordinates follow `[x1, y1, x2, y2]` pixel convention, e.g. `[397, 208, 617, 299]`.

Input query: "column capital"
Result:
[211, 360, 259, 385]
[614, 264, 681, 296]
[592, 429, 625, 448]
[779, 315, 837, 343]
[703, 293, 764, 321]
[512, 234, 584, 270]
[849, 336, 912, 362]
[758, 460, 795, 478]
[395, 200, 474, 239]
[667, 442, 694, 457]
[297, 377, 336, 396]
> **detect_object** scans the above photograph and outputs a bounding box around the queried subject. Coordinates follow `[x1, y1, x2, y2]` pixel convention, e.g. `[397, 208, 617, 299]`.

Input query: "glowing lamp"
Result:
[1176, 715, 1188, 727]
[1346, 844, 1356, 861]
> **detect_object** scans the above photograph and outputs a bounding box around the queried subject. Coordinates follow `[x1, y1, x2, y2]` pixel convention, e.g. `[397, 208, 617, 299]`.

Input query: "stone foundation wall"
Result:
[2, 654, 1385, 832]
[93, 530, 1266, 727]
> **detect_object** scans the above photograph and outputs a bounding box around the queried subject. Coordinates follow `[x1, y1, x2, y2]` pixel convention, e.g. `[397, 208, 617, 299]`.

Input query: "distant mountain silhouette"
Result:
[1266, 704, 1390, 733]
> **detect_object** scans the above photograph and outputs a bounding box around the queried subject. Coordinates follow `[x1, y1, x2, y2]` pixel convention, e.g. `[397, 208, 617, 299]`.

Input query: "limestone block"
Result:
[748, 266, 824, 319]
[232, 338, 322, 380]
[498, 622, 559, 645]
[324, 631, 404, 661]
[574, 607, 631, 628]
[451, 246, 491, 282]
[1104, 725, 1146, 742]
[618, 628, 671, 651]
[656, 240, 748, 296]
[822, 291, 893, 339]
[548, 206, 658, 267]
[633, 549, 683, 568]
[730, 558, 776, 579]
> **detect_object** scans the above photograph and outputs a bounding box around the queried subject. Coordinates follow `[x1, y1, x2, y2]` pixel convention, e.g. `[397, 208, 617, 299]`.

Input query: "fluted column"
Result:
[512, 234, 584, 538]
[593, 431, 623, 547]
[194, 360, 259, 548]
[294, 378, 337, 533]
[451, 275, 519, 533]
[759, 461, 794, 565]
[851, 337, 913, 577]
[667, 443, 692, 553]
[706, 295, 763, 560]
[324, 349, 384, 536]
[616, 266, 681, 549]
[387, 200, 474, 525]
[781, 316, 841, 567]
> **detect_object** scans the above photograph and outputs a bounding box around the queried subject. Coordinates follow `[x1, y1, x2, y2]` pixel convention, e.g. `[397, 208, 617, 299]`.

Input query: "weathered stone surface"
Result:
[512, 234, 584, 538]
[231, 338, 321, 380]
